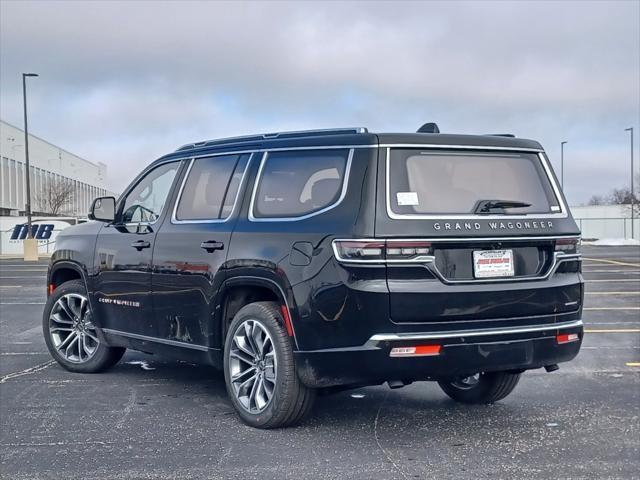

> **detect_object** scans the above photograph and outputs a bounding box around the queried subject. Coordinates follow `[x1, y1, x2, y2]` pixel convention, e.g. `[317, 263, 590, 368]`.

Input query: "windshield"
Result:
[388, 150, 561, 216]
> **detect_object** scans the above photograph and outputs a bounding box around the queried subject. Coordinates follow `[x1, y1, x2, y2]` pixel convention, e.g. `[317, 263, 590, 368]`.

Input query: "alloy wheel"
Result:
[49, 293, 100, 363]
[228, 319, 277, 413]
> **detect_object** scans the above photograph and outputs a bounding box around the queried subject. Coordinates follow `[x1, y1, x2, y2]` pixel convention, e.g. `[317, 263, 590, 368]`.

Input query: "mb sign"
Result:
[10, 223, 55, 241]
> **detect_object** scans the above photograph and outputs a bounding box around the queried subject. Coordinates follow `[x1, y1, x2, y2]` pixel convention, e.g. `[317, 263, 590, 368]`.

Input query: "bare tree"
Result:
[37, 178, 75, 216]
[608, 187, 636, 205]
[588, 195, 606, 206]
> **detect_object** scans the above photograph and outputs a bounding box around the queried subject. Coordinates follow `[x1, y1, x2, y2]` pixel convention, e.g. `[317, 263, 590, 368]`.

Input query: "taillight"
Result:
[386, 241, 432, 261]
[332, 240, 433, 263]
[332, 241, 386, 262]
[555, 237, 581, 254]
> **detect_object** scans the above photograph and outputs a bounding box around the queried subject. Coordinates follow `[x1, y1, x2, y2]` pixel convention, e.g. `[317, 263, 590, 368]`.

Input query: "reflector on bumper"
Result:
[390, 345, 441, 357]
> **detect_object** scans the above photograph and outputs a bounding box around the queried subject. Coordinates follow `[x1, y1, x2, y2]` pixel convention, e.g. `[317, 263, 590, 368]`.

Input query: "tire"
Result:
[438, 371, 521, 404]
[43, 280, 126, 373]
[223, 301, 315, 429]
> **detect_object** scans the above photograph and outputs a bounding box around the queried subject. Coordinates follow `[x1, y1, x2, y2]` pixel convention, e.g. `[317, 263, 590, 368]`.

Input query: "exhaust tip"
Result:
[544, 364, 560, 373]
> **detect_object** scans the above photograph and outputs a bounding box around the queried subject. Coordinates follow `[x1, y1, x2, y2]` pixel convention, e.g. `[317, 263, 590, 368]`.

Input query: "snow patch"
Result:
[350, 393, 365, 399]
[126, 360, 155, 371]
[583, 238, 640, 246]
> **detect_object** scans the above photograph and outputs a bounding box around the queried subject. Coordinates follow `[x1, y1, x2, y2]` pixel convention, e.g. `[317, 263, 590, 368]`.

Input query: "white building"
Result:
[0, 119, 112, 217]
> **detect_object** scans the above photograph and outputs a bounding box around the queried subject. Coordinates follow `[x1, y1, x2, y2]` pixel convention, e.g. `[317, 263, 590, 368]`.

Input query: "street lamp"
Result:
[560, 141, 567, 189]
[22, 72, 38, 261]
[625, 127, 634, 239]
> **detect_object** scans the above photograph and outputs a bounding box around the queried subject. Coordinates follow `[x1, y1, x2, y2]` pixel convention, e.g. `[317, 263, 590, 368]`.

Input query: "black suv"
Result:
[44, 125, 583, 428]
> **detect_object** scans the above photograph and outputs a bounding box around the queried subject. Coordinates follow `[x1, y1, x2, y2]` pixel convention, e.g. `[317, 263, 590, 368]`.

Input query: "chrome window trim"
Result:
[365, 319, 583, 345]
[248, 148, 354, 222]
[385, 148, 568, 220]
[171, 152, 253, 225]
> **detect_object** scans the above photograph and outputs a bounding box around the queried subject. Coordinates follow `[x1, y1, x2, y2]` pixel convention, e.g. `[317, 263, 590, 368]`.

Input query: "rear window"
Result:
[252, 149, 349, 219]
[388, 150, 560, 216]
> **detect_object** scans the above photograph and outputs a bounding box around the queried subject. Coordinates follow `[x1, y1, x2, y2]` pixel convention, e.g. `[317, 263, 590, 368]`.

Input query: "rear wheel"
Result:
[223, 301, 315, 428]
[438, 371, 521, 404]
[43, 280, 125, 373]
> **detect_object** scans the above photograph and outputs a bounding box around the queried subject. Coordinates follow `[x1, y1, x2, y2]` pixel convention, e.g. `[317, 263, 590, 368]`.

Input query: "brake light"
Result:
[555, 237, 581, 254]
[332, 240, 433, 263]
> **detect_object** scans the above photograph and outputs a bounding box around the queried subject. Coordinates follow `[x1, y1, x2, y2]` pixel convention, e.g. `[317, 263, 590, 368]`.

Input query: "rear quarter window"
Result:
[251, 149, 350, 219]
[388, 150, 561, 216]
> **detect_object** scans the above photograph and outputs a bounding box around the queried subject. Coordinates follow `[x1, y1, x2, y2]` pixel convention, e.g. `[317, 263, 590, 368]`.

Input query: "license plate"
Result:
[473, 249, 514, 278]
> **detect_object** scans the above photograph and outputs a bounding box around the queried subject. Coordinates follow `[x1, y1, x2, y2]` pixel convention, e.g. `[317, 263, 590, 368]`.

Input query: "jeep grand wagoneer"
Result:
[44, 124, 583, 428]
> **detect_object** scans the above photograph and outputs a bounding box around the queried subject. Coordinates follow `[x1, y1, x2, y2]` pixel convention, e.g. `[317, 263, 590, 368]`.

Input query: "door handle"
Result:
[131, 240, 151, 251]
[201, 240, 224, 253]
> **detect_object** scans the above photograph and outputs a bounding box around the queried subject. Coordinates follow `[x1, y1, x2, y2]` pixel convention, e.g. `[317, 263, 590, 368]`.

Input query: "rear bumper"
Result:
[294, 320, 583, 388]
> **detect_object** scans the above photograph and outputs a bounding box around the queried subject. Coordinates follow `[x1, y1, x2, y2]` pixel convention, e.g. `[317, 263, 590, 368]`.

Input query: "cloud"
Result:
[1, 0, 638, 202]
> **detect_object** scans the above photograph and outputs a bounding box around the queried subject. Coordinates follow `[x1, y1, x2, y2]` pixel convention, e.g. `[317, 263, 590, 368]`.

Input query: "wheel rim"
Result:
[451, 373, 481, 390]
[49, 293, 100, 364]
[228, 319, 277, 414]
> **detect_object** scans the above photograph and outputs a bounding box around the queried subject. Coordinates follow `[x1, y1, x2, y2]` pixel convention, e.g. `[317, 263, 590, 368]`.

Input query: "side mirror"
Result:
[89, 196, 116, 222]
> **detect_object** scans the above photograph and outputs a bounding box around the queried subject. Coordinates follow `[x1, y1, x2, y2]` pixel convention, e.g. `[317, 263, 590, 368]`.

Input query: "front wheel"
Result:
[438, 371, 521, 404]
[43, 280, 125, 373]
[223, 301, 315, 429]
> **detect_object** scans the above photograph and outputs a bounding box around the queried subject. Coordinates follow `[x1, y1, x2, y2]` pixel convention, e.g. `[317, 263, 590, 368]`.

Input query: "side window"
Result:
[120, 162, 180, 223]
[175, 154, 249, 221]
[253, 149, 349, 219]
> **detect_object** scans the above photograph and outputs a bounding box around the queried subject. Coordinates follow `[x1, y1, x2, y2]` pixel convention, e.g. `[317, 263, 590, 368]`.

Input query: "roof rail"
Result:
[485, 133, 516, 138]
[176, 127, 368, 152]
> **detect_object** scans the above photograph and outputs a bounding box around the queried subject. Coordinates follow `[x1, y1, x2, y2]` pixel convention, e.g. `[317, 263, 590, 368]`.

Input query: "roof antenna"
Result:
[417, 122, 440, 134]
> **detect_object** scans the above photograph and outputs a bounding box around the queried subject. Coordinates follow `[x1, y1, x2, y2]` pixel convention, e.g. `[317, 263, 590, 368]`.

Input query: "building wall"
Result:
[0, 120, 112, 217]
[570, 204, 639, 240]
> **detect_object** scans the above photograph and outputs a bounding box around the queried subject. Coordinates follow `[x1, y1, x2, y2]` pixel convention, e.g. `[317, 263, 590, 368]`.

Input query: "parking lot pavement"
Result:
[1, 246, 638, 480]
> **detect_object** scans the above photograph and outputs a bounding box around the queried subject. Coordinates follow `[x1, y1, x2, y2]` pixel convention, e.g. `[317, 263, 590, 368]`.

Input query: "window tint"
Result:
[176, 154, 249, 221]
[253, 150, 349, 218]
[388, 150, 560, 215]
[121, 162, 179, 223]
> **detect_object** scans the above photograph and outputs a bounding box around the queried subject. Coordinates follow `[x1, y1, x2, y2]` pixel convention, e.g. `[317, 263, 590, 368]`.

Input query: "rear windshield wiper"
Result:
[474, 199, 532, 214]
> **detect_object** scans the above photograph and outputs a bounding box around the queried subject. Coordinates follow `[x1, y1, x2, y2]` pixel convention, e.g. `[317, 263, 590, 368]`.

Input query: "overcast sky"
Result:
[1, 0, 639, 204]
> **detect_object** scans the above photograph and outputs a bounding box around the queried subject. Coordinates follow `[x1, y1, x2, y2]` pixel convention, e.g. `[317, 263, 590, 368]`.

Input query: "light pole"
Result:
[560, 141, 567, 189]
[625, 127, 634, 239]
[22, 72, 38, 260]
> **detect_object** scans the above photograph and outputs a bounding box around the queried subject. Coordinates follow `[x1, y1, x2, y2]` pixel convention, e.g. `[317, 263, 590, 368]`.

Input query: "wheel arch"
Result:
[48, 261, 88, 295]
[218, 275, 299, 349]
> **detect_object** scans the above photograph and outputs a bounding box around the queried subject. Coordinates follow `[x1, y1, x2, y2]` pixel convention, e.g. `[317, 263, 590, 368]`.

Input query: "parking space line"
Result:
[0, 302, 46, 305]
[0, 352, 47, 356]
[584, 329, 640, 333]
[626, 362, 640, 367]
[585, 279, 640, 283]
[0, 276, 46, 279]
[584, 291, 639, 295]
[583, 258, 640, 267]
[0, 360, 55, 384]
[584, 307, 640, 310]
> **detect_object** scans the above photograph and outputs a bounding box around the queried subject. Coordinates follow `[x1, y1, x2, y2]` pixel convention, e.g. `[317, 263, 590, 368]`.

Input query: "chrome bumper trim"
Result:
[366, 319, 583, 345]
